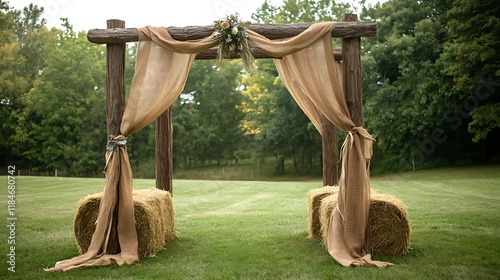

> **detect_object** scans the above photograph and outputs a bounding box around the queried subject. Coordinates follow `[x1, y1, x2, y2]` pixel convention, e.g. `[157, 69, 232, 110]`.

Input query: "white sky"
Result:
[8, 0, 378, 32]
[8, 0, 285, 31]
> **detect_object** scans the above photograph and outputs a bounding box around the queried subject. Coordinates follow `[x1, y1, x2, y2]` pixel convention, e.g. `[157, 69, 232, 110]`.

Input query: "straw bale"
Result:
[316, 189, 410, 256]
[74, 187, 175, 258]
[369, 192, 410, 256]
[307, 186, 339, 238]
[319, 194, 337, 245]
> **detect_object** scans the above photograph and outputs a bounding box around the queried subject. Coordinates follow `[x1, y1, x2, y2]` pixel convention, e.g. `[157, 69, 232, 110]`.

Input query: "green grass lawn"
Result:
[1, 165, 499, 279]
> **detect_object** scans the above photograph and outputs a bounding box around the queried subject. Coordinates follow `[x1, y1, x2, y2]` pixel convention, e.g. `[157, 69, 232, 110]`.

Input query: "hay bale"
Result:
[74, 188, 175, 258]
[319, 194, 337, 245]
[316, 189, 410, 256]
[307, 186, 339, 238]
[369, 192, 410, 256]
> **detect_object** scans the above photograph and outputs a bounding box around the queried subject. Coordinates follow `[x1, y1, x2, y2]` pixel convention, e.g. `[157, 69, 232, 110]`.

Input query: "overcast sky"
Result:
[8, 0, 378, 32]
[9, 0, 284, 31]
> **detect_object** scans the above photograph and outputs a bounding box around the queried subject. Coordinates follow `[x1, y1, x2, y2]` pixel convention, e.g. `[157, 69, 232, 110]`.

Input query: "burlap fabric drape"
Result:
[45, 28, 218, 273]
[248, 24, 391, 267]
[46, 22, 390, 272]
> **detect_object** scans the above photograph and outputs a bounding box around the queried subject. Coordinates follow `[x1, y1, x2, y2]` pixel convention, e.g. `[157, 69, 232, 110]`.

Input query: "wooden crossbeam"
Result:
[87, 21, 376, 44]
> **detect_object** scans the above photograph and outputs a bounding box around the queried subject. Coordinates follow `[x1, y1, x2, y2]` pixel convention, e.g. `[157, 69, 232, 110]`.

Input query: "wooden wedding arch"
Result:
[87, 14, 376, 193]
[44, 13, 390, 272]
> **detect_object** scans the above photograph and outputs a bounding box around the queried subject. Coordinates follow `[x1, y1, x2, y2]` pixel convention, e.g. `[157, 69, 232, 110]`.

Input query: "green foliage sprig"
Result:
[213, 13, 255, 74]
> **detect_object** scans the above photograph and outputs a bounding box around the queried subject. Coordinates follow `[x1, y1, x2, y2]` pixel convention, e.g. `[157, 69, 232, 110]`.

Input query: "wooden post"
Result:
[106, 19, 125, 255]
[342, 14, 364, 127]
[106, 20, 126, 137]
[342, 13, 371, 254]
[321, 115, 338, 186]
[155, 107, 173, 193]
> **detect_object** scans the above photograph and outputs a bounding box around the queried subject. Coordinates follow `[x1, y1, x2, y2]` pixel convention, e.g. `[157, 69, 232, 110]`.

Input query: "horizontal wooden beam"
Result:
[87, 21, 376, 44]
[195, 46, 342, 60]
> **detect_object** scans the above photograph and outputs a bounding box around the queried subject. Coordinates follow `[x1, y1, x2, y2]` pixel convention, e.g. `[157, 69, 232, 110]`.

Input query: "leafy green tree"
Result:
[360, 0, 453, 172]
[253, 0, 350, 23]
[0, 0, 12, 42]
[361, 0, 499, 173]
[0, 2, 40, 167]
[173, 60, 245, 167]
[172, 96, 202, 168]
[440, 0, 500, 143]
[12, 3, 48, 87]
[469, 104, 500, 143]
[0, 1, 19, 164]
[13, 19, 107, 175]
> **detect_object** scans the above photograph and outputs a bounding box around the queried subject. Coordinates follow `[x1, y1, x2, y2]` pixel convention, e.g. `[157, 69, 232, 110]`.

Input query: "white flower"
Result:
[231, 26, 239, 35]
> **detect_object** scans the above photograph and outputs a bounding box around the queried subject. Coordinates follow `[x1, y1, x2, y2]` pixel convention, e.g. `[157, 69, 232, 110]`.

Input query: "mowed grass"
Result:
[0, 165, 499, 279]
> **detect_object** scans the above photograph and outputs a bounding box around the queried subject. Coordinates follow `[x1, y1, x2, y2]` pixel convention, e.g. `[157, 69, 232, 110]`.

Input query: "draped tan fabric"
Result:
[274, 59, 325, 134]
[47, 22, 391, 271]
[246, 23, 334, 58]
[45, 136, 139, 271]
[328, 128, 392, 267]
[250, 26, 391, 267]
[274, 38, 353, 131]
[46, 29, 217, 272]
[121, 28, 218, 135]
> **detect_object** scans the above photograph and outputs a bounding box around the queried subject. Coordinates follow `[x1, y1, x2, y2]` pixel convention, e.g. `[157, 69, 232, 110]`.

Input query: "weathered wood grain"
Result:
[87, 21, 376, 44]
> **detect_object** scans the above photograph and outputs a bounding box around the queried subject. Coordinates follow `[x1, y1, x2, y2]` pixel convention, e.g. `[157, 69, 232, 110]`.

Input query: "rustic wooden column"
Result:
[342, 13, 371, 254]
[106, 19, 126, 137]
[321, 115, 338, 186]
[342, 14, 364, 127]
[106, 19, 125, 254]
[155, 107, 173, 193]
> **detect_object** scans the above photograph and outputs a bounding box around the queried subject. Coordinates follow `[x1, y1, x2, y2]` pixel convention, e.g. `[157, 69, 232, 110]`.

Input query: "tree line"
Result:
[0, 0, 498, 177]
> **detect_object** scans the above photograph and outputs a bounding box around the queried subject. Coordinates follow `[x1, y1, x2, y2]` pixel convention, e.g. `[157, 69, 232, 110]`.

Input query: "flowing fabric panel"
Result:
[254, 25, 392, 267]
[46, 27, 212, 272]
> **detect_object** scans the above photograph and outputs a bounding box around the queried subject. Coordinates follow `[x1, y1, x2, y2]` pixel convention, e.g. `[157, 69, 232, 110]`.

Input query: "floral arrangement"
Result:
[213, 13, 255, 74]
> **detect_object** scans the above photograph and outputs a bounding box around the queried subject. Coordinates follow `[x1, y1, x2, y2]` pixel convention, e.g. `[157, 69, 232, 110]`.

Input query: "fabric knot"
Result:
[103, 135, 127, 173]
[339, 129, 357, 162]
[350, 127, 375, 160]
[106, 135, 128, 151]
